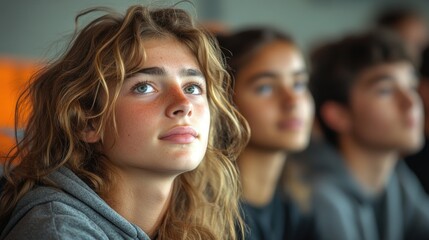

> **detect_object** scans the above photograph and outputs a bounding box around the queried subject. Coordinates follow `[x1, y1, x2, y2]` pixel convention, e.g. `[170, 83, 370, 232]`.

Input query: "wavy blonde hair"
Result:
[0, 4, 249, 239]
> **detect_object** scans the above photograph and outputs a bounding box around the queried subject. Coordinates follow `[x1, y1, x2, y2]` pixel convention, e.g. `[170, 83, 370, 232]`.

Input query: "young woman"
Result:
[0, 4, 249, 240]
[218, 28, 314, 240]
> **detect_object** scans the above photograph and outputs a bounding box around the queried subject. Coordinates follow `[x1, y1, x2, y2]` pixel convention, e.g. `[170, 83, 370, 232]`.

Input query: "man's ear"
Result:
[81, 125, 101, 143]
[320, 101, 351, 134]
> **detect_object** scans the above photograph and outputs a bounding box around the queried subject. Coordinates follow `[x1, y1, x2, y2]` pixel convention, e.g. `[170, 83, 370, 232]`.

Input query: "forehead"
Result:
[141, 37, 200, 68]
[354, 61, 416, 88]
[248, 41, 298, 65]
[237, 41, 303, 77]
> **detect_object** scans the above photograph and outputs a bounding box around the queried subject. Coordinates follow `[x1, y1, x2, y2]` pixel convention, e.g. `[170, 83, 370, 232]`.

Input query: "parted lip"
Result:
[159, 126, 198, 139]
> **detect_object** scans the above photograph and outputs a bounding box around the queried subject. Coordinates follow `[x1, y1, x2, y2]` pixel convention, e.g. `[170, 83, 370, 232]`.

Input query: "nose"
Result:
[165, 87, 193, 118]
[398, 87, 419, 111]
[280, 86, 299, 110]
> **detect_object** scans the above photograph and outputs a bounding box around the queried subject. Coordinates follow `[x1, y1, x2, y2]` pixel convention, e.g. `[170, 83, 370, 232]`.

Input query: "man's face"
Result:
[347, 61, 424, 154]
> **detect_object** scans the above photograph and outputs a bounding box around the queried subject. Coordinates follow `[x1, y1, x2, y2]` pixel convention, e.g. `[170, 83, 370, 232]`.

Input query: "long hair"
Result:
[0, 4, 249, 239]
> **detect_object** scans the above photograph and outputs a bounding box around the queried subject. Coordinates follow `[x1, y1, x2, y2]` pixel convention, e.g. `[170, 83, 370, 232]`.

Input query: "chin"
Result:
[174, 155, 204, 170]
[398, 140, 425, 155]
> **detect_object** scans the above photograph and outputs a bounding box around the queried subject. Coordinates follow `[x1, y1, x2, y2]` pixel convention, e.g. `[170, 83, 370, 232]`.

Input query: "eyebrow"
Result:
[362, 71, 418, 88]
[134, 67, 204, 78]
[247, 69, 308, 85]
[361, 73, 398, 88]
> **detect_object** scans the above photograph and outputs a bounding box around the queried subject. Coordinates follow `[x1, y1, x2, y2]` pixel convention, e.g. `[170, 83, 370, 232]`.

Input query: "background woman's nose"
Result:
[280, 87, 299, 109]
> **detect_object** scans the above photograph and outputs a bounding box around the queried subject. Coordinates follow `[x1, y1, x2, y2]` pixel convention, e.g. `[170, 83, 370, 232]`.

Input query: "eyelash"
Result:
[130, 81, 205, 94]
[185, 82, 205, 94]
[131, 80, 154, 94]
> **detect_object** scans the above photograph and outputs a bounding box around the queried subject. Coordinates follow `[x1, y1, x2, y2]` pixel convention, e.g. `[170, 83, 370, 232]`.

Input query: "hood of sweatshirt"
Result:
[1, 167, 150, 240]
[300, 139, 396, 204]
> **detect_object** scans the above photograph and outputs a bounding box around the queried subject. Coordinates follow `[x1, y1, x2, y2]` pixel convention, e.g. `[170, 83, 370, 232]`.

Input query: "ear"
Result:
[81, 126, 101, 143]
[320, 101, 352, 134]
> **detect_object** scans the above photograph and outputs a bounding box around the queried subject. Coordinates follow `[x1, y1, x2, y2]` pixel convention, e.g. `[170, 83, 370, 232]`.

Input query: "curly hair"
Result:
[0, 4, 249, 239]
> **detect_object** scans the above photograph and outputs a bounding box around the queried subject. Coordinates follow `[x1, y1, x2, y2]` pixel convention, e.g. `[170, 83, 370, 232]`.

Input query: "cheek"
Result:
[234, 93, 275, 126]
[238, 100, 275, 128]
[299, 94, 315, 124]
[114, 101, 157, 141]
[195, 102, 211, 138]
[352, 99, 393, 132]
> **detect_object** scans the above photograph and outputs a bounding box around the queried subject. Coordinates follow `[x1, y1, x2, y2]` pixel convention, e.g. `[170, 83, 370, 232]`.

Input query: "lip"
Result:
[277, 118, 304, 130]
[159, 126, 198, 144]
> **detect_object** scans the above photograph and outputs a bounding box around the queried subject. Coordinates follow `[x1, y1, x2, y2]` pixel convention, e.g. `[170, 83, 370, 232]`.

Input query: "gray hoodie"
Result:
[296, 140, 429, 240]
[0, 167, 151, 240]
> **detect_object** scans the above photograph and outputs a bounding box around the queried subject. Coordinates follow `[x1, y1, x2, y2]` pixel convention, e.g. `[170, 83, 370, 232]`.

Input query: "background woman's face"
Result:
[233, 41, 314, 152]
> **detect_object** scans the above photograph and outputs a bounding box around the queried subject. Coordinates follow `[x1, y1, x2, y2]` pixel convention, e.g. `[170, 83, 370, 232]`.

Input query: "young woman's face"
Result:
[233, 41, 314, 152]
[101, 37, 210, 175]
[348, 61, 423, 153]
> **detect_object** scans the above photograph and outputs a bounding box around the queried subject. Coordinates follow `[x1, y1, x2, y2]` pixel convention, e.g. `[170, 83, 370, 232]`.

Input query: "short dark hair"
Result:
[309, 30, 413, 146]
[376, 6, 421, 28]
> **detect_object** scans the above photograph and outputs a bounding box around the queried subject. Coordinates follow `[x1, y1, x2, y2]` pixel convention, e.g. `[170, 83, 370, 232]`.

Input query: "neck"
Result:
[238, 146, 287, 206]
[106, 168, 175, 238]
[340, 136, 397, 195]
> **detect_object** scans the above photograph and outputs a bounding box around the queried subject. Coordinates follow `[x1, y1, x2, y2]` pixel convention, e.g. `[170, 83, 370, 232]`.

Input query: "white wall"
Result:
[0, 0, 428, 59]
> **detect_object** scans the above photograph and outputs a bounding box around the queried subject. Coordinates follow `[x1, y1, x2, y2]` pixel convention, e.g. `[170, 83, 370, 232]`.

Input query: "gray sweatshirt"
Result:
[0, 167, 151, 240]
[296, 140, 429, 240]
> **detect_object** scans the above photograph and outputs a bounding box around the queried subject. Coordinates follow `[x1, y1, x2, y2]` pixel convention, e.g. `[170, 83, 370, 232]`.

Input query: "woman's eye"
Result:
[133, 82, 155, 94]
[184, 84, 203, 95]
[255, 85, 273, 95]
[294, 80, 308, 92]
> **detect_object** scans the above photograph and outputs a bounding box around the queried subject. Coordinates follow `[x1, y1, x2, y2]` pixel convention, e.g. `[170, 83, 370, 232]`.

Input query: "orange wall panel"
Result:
[0, 58, 40, 158]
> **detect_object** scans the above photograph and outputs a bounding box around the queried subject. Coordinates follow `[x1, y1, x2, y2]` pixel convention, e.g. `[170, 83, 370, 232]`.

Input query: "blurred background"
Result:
[1, 0, 428, 155]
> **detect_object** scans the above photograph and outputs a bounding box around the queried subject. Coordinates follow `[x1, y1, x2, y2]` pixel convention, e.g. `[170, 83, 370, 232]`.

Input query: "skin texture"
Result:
[86, 37, 211, 236]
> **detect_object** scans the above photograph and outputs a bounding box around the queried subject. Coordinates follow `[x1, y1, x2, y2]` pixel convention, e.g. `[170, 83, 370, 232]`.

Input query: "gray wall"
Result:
[0, 0, 428, 60]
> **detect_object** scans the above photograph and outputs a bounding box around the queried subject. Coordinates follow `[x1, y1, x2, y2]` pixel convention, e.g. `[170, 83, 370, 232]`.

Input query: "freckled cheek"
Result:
[114, 103, 158, 142]
[194, 102, 211, 136]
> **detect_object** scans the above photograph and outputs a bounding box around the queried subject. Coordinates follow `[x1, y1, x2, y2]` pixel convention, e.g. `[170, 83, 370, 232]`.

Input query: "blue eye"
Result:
[133, 82, 155, 94]
[293, 82, 307, 92]
[256, 85, 273, 95]
[184, 84, 203, 95]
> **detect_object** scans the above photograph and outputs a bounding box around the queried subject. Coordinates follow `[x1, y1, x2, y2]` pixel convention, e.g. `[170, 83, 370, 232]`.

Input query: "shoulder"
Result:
[2, 188, 108, 240]
[4, 201, 108, 240]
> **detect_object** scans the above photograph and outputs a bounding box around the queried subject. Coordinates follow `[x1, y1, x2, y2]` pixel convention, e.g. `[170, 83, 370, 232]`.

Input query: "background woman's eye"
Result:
[256, 85, 273, 95]
[184, 84, 202, 95]
[134, 82, 155, 94]
[294, 81, 308, 92]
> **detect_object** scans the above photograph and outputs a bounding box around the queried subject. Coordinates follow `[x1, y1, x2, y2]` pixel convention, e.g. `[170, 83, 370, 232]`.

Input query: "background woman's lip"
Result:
[278, 118, 304, 129]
